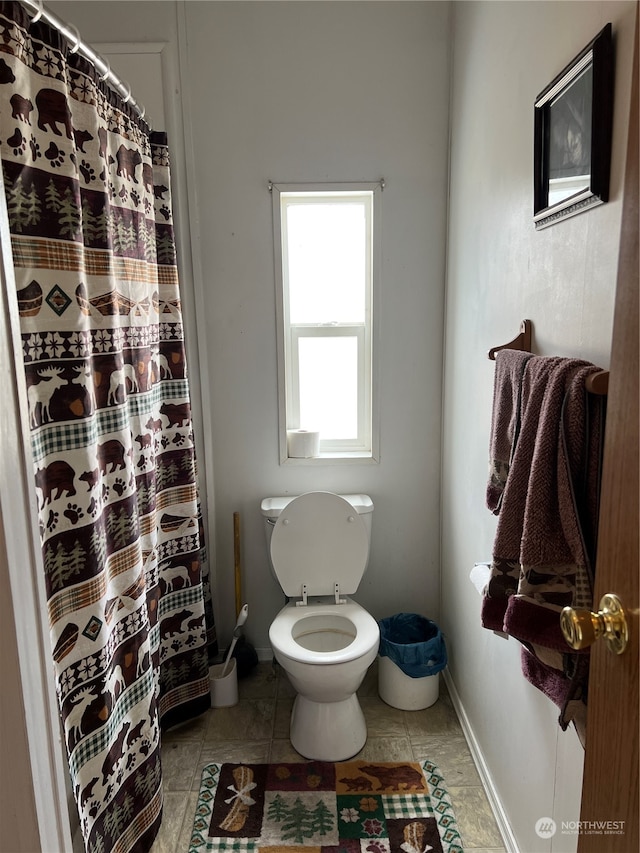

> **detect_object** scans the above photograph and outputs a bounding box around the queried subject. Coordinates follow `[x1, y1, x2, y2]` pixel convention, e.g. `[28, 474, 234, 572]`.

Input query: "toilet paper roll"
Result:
[471, 563, 509, 639]
[470, 562, 492, 595]
[287, 429, 320, 458]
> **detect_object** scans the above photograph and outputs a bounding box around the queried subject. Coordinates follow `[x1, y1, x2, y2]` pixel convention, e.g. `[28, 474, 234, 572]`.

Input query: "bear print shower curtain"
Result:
[0, 2, 216, 850]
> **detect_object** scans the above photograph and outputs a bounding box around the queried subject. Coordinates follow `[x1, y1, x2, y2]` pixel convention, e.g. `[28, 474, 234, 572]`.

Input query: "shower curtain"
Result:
[0, 3, 216, 851]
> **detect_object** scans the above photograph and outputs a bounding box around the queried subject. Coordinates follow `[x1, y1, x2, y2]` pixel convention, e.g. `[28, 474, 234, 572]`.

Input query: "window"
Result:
[272, 182, 380, 460]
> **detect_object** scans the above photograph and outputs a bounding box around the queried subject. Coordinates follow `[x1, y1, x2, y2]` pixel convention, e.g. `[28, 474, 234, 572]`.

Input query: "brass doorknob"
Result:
[561, 593, 629, 655]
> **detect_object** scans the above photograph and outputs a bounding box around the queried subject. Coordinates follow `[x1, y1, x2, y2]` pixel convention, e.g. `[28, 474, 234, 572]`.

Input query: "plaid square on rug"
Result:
[189, 759, 464, 852]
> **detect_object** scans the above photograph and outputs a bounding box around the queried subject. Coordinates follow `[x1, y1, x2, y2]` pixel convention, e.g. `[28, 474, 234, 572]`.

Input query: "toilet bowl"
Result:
[261, 492, 379, 761]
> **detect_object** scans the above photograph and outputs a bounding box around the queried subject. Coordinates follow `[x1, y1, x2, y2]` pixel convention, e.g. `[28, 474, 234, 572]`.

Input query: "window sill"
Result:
[282, 451, 378, 465]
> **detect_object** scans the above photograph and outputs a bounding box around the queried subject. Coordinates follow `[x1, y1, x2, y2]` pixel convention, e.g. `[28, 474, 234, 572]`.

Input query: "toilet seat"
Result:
[269, 599, 379, 666]
[269, 492, 369, 598]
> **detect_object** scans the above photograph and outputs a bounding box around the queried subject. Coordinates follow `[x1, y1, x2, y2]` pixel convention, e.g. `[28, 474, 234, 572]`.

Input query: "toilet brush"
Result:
[230, 512, 258, 676]
[222, 604, 248, 677]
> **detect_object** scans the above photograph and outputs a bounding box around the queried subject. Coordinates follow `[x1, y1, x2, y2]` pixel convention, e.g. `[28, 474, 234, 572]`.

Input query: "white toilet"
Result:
[261, 491, 380, 761]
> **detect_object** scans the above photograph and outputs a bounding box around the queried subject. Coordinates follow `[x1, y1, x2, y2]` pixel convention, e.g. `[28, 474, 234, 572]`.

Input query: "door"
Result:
[578, 8, 639, 852]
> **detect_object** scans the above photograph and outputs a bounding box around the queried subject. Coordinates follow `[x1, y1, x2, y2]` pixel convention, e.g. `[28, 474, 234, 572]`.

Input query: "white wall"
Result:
[49, 0, 451, 653]
[442, 2, 636, 852]
[181, 0, 451, 649]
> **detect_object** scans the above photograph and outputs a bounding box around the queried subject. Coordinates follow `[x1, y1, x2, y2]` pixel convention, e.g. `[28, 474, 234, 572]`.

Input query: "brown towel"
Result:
[486, 350, 534, 514]
[482, 356, 605, 743]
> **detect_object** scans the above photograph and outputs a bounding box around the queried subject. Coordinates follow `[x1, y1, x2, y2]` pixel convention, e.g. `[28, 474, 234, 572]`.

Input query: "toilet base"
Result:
[290, 693, 367, 761]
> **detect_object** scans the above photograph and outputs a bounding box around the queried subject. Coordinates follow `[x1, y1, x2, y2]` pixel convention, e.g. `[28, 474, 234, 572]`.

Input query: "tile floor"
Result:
[151, 660, 506, 853]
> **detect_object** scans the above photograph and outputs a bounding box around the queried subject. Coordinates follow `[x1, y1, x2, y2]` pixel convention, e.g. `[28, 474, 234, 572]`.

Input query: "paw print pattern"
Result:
[79, 160, 96, 184]
[87, 496, 99, 517]
[160, 435, 170, 449]
[130, 190, 140, 207]
[172, 432, 185, 446]
[29, 135, 41, 161]
[112, 478, 126, 497]
[45, 141, 65, 168]
[158, 204, 170, 221]
[46, 510, 59, 531]
[7, 127, 26, 155]
[64, 503, 84, 524]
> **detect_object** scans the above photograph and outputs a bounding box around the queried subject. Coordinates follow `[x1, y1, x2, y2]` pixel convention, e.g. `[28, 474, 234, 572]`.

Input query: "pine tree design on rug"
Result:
[268, 793, 335, 844]
[189, 759, 464, 852]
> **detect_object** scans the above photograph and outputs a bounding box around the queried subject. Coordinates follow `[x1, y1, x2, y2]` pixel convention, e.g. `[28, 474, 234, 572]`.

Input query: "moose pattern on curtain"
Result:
[0, 3, 216, 851]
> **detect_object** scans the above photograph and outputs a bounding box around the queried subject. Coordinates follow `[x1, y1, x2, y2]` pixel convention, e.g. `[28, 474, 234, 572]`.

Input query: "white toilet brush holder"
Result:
[209, 657, 238, 708]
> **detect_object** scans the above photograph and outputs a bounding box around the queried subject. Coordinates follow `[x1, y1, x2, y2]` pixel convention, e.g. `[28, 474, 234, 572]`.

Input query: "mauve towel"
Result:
[486, 350, 534, 514]
[481, 356, 605, 743]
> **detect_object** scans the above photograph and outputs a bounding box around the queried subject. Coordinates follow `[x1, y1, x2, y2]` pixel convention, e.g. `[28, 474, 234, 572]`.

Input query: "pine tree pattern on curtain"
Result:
[0, 3, 216, 851]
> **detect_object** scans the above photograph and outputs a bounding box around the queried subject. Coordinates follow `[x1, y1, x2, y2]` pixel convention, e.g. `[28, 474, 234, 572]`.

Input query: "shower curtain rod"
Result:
[20, 0, 148, 123]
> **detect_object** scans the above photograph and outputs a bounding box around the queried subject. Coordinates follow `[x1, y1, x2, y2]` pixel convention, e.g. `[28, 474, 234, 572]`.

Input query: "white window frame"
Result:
[271, 182, 381, 463]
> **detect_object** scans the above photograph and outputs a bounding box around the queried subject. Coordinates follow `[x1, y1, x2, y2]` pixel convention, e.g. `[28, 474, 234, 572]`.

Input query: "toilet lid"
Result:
[270, 492, 370, 598]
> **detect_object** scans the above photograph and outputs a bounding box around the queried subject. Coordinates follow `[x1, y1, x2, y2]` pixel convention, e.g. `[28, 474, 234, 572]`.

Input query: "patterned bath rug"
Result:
[189, 758, 464, 852]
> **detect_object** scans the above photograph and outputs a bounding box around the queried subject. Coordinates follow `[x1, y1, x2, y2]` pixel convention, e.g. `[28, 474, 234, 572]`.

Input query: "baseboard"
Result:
[256, 646, 274, 662]
[211, 647, 274, 665]
[443, 669, 520, 853]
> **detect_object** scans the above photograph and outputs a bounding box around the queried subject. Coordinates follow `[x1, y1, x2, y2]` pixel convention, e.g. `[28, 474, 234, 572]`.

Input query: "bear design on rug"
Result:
[338, 774, 374, 792]
[358, 763, 425, 791]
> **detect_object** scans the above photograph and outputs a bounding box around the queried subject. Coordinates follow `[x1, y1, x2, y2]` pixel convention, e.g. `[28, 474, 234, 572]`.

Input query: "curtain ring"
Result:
[67, 24, 81, 54]
[98, 57, 111, 82]
[121, 80, 132, 104]
[30, 0, 44, 24]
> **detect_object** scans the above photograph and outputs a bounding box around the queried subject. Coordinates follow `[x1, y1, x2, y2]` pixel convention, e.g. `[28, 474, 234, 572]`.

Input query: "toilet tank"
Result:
[260, 493, 374, 587]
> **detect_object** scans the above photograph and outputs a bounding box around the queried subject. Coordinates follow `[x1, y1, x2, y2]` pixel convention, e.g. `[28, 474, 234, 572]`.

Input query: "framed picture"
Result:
[533, 23, 613, 229]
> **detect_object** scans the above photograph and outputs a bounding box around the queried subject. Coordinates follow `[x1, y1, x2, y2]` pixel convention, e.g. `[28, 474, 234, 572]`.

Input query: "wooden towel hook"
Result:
[584, 370, 609, 395]
[488, 318, 609, 395]
[488, 319, 532, 360]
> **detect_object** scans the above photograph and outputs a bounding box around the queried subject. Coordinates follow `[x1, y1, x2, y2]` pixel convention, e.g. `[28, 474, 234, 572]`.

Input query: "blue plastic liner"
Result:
[378, 613, 447, 678]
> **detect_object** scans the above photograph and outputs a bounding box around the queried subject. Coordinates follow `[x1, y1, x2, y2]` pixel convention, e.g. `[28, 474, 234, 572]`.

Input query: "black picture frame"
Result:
[534, 23, 614, 229]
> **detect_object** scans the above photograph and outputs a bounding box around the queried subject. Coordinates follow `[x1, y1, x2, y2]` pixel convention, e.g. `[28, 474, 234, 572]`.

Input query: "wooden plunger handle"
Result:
[233, 511, 241, 619]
